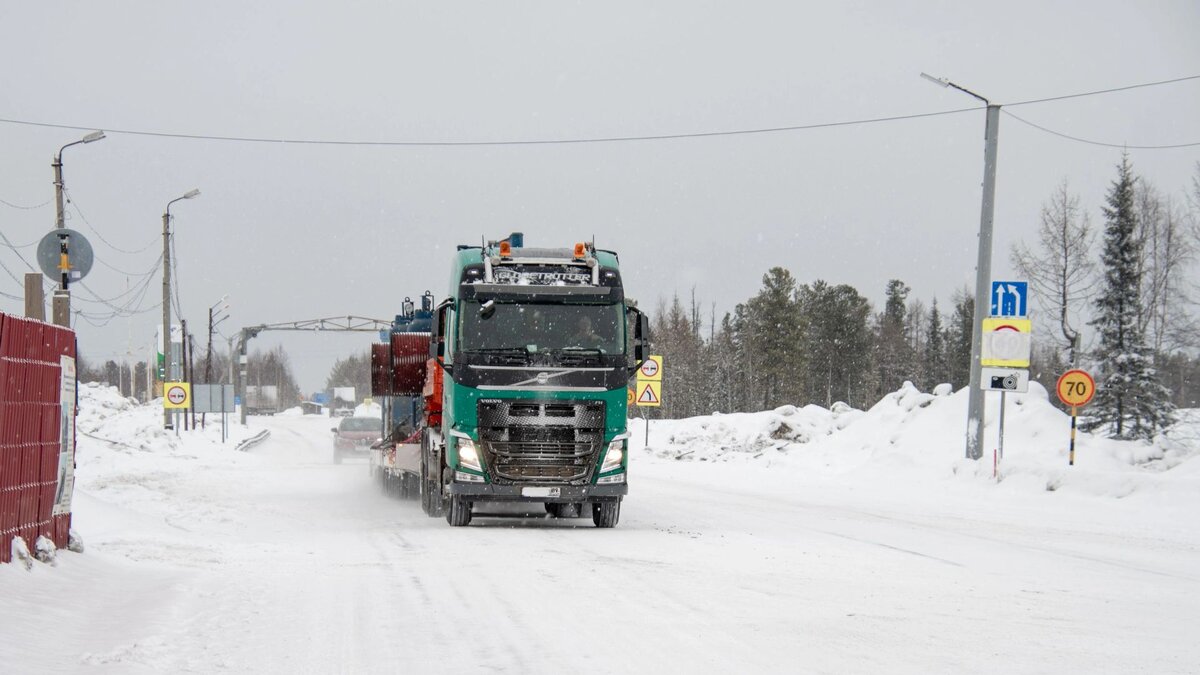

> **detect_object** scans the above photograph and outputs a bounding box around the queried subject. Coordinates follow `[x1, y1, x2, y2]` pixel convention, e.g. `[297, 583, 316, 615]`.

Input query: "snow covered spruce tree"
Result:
[873, 279, 915, 397]
[922, 299, 947, 389]
[743, 267, 804, 409]
[796, 280, 872, 408]
[1084, 155, 1175, 439]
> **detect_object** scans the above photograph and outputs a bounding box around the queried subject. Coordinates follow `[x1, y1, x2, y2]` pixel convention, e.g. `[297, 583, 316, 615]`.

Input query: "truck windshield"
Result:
[460, 302, 624, 355]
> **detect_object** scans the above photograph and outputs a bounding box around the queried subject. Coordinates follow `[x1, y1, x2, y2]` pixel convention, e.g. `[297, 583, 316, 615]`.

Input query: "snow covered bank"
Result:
[633, 382, 1200, 502]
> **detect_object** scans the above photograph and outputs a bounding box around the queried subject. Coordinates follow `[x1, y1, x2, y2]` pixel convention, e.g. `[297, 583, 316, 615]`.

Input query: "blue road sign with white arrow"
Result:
[990, 280, 1029, 317]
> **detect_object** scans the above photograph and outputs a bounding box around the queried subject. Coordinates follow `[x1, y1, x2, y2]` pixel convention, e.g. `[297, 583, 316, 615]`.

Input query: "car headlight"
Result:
[456, 437, 482, 472]
[601, 437, 626, 473]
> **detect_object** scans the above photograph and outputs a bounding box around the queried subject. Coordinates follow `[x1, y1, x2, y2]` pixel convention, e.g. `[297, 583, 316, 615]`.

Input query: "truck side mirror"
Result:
[626, 307, 651, 375]
[430, 299, 453, 375]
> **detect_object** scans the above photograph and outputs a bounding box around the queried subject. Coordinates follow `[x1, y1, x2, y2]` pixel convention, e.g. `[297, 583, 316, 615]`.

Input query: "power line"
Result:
[1003, 110, 1200, 149]
[0, 229, 39, 272]
[0, 197, 51, 210]
[1004, 74, 1200, 108]
[0, 106, 983, 146]
[0, 74, 1195, 147]
[64, 187, 160, 255]
[74, 257, 162, 318]
[0, 233, 40, 249]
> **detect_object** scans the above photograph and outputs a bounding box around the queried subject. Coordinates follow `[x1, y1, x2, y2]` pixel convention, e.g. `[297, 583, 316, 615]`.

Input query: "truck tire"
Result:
[592, 501, 620, 528]
[420, 453, 446, 517]
[446, 496, 472, 526]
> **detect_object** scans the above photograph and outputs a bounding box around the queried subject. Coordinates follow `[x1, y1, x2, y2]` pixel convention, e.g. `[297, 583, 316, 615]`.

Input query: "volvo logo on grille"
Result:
[536, 372, 550, 385]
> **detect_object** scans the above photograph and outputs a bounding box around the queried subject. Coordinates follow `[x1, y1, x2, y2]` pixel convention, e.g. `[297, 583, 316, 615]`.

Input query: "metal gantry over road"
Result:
[235, 315, 393, 424]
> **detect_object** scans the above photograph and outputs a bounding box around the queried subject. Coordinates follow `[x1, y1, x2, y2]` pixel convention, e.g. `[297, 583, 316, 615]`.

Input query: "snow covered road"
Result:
[4, 402, 1199, 673]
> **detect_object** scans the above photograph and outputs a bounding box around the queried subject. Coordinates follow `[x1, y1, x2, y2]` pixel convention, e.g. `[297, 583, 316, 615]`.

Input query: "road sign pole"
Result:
[998, 390, 1006, 462]
[644, 408, 649, 448]
[1069, 406, 1077, 466]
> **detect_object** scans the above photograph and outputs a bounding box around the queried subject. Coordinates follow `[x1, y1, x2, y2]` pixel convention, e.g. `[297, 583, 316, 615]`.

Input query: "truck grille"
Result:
[477, 399, 605, 484]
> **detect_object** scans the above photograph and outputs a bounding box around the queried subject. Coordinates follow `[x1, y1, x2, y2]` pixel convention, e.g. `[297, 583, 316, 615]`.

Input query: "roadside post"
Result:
[981, 280, 1031, 476]
[1056, 369, 1096, 466]
[635, 355, 663, 447]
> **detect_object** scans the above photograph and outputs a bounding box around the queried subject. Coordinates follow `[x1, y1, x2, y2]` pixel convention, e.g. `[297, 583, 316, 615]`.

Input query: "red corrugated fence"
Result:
[0, 312, 76, 564]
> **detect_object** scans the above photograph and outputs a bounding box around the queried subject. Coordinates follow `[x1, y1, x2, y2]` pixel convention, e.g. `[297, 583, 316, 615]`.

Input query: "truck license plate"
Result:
[522, 487, 560, 498]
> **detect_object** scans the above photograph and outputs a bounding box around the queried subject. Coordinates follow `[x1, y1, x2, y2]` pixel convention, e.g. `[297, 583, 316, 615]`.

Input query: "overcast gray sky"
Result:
[2, 1, 1198, 393]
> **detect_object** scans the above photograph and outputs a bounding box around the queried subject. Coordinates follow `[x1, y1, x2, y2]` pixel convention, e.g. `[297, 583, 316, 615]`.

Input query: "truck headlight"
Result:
[601, 438, 626, 473]
[457, 438, 482, 472]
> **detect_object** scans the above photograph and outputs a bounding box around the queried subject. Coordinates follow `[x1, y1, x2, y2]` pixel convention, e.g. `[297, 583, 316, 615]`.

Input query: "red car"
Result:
[332, 417, 380, 463]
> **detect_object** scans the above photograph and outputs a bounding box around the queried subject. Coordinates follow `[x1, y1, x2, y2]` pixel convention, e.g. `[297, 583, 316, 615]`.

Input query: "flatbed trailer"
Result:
[368, 431, 423, 499]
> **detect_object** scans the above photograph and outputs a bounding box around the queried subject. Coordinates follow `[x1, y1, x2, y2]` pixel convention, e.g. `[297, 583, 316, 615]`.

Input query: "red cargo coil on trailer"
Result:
[0, 312, 76, 564]
[391, 333, 430, 396]
[370, 342, 392, 397]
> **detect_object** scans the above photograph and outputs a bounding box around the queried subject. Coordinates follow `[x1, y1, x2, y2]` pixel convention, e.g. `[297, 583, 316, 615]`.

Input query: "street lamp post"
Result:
[50, 131, 106, 327]
[921, 73, 1001, 461]
[162, 189, 201, 429]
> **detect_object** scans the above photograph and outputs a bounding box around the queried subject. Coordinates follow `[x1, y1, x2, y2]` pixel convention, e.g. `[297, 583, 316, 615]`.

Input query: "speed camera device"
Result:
[980, 367, 1029, 393]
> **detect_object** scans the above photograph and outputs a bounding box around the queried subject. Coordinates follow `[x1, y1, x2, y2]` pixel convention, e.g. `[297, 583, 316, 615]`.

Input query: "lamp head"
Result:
[920, 72, 950, 88]
[82, 131, 106, 143]
[182, 189, 200, 199]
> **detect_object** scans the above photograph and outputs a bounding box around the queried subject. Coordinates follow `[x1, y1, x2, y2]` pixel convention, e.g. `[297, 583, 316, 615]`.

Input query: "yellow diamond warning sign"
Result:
[636, 381, 661, 407]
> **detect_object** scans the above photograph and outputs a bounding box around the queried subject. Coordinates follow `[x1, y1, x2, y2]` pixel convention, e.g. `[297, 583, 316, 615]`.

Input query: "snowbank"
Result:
[72, 383, 265, 524]
[633, 381, 1200, 501]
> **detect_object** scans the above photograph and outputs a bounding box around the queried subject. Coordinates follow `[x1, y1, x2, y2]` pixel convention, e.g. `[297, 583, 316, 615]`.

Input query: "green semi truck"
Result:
[419, 234, 648, 527]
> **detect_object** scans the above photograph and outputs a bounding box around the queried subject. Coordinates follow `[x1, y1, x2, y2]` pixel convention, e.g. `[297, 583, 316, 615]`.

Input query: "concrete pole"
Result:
[163, 209, 172, 429]
[52, 294, 70, 327]
[53, 153, 66, 230]
[965, 104, 1001, 460]
[24, 273, 45, 320]
[238, 328, 249, 425]
[51, 150, 71, 328]
[181, 319, 190, 431]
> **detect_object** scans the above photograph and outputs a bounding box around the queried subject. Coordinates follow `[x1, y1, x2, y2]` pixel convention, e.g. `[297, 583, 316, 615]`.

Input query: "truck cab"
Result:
[422, 237, 648, 527]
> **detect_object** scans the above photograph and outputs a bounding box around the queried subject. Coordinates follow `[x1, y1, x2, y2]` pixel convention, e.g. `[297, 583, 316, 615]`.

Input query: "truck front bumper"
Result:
[447, 481, 627, 502]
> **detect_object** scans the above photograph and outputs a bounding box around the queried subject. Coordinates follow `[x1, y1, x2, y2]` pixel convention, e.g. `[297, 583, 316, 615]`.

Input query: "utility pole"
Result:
[181, 318, 190, 431]
[921, 73, 1000, 460]
[161, 189, 200, 429]
[188, 332, 198, 429]
[207, 306, 215, 384]
[51, 131, 105, 328]
[239, 328, 251, 425]
[163, 208, 173, 429]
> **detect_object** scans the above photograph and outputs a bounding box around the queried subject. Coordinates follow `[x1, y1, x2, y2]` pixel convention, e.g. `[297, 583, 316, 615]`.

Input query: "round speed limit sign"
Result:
[1056, 369, 1095, 408]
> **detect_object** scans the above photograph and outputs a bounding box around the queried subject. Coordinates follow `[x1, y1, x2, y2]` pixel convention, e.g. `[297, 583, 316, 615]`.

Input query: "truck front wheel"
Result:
[592, 501, 620, 528]
[446, 496, 472, 527]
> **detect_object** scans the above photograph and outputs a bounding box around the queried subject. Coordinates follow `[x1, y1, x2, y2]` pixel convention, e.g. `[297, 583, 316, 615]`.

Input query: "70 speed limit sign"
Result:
[1056, 369, 1095, 408]
[1057, 369, 1094, 467]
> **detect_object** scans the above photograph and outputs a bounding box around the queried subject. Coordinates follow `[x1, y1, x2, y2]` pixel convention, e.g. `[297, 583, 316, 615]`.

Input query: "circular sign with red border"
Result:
[639, 358, 659, 379]
[167, 385, 188, 405]
[1056, 369, 1095, 407]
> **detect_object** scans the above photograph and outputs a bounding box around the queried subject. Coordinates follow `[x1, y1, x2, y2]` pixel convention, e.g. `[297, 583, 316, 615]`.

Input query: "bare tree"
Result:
[1011, 181, 1095, 365]
[1135, 181, 1194, 354]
